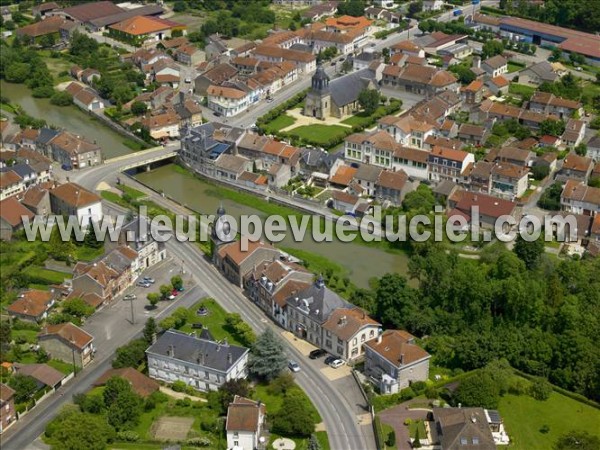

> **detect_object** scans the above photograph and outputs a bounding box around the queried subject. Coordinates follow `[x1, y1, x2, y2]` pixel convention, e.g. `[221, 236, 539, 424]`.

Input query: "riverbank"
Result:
[133, 164, 412, 288]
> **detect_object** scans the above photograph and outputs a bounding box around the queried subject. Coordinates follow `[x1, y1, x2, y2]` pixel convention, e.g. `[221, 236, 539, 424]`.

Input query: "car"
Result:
[214, 111, 222, 117]
[309, 349, 327, 359]
[143, 277, 155, 284]
[61, 164, 72, 171]
[171, 289, 179, 297]
[177, 286, 185, 292]
[575, 66, 582, 72]
[266, 97, 274, 103]
[185, 78, 191, 83]
[288, 361, 300, 372]
[329, 359, 345, 369]
[136, 281, 150, 288]
[324, 355, 336, 365]
[168, 294, 175, 300]
[124, 294, 136, 301]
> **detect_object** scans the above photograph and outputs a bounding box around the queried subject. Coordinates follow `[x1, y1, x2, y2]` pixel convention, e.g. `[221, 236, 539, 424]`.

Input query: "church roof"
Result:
[330, 69, 376, 108]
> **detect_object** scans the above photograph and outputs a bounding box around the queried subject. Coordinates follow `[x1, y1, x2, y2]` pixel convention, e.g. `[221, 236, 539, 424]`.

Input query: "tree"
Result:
[142, 317, 158, 344]
[358, 89, 381, 115]
[482, 40, 505, 59]
[538, 182, 563, 210]
[46, 408, 115, 450]
[574, 143, 587, 156]
[531, 164, 550, 181]
[112, 338, 148, 369]
[413, 428, 422, 448]
[529, 377, 552, 400]
[170, 275, 183, 290]
[402, 184, 435, 214]
[0, 321, 11, 354]
[450, 65, 476, 85]
[387, 429, 396, 447]
[173, 1, 187, 12]
[147, 293, 160, 309]
[454, 372, 501, 409]
[540, 119, 566, 137]
[9, 374, 38, 403]
[50, 91, 73, 106]
[271, 393, 316, 437]
[62, 297, 94, 318]
[550, 47, 563, 62]
[159, 284, 171, 299]
[248, 328, 287, 381]
[514, 234, 545, 270]
[554, 431, 600, 450]
[337, 0, 365, 17]
[130, 101, 147, 116]
[103, 376, 143, 430]
[407, 1, 423, 18]
[218, 379, 251, 412]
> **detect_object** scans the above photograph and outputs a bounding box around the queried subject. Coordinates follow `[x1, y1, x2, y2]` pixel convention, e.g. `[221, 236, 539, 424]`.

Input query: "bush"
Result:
[411, 381, 427, 395]
[116, 430, 139, 442]
[50, 91, 73, 106]
[386, 429, 396, 447]
[186, 437, 212, 447]
[529, 377, 552, 401]
[175, 397, 192, 407]
[171, 380, 187, 392]
[424, 386, 439, 399]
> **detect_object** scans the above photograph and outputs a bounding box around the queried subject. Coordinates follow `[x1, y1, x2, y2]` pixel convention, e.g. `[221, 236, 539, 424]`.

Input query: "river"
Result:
[0, 80, 131, 159]
[135, 164, 411, 288]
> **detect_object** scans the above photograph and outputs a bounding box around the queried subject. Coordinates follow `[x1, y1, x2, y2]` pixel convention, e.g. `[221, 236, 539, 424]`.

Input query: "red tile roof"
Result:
[39, 322, 93, 350]
[94, 368, 160, 397]
[50, 182, 101, 208]
[7, 290, 53, 319]
[226, 396, 265, 432]
[0, 197, 34, 227]
[365, 330, 429, 368]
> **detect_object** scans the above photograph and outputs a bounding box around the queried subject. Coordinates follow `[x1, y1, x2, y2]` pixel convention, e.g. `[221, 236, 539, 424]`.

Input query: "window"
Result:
[205, 371, 209, 379]
[369, 330, 374, 338]
[460, 437, 468, 445]
[337, 346, 344, 355]
[205, 383, 210, 390]
[361, 334, 366, 342]
[353, 338, 357, 346]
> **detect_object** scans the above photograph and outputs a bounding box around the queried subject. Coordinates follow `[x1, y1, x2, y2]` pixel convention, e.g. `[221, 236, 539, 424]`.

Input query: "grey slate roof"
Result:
[330, 68, 376, 108]
[146, 330, 249, 372]
[0, 163, 36, 178]
[36, 127, 60, 146]
[524, 61, 558, 82]
[355, 163, 382, 183]
[286, 278, 353, 324]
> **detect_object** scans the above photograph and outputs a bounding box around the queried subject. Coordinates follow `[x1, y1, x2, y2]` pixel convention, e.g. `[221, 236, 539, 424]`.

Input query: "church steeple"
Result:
[311, 63, 330, 92]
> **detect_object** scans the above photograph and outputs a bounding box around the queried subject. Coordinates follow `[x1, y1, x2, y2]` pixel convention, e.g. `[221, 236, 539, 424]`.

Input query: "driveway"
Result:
[379, 404, 430, 450]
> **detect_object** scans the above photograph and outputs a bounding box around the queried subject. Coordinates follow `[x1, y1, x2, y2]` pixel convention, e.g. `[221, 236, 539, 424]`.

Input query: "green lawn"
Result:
[101, 191, 129, 208]
[12, 329, 39, 344]
[287, 124, 350, 147]
[252, 381, 321, 423]
[498, 392, 600, 450]
[508, 83, 536, 99]
[381, 423, 397, 449]
[47, 359, 74, 375]
[74, 245, 104, 261]
[262, 114, 296, 133]
[23, 266, 70, 285]
[507, 62, 525, 73]
[118, 185, 146, 200]
[340, 106, 386, 127]
[408, 419, 426, 439]
[178, 298, 245, 346]
[315, 431, 331, 450]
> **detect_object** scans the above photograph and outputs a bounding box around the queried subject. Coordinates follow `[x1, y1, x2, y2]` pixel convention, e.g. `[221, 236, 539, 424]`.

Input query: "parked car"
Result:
[288, 360, 301, 373]
[136, 281, 151, 288]
[266, 97, 274, 103]
[177, 286, 185, 292]
[324, 355, 336, 365]
[309, 349, 327, 359]
[168, 294, 175, 300]
[61, 164, 72, 171]
[214, 111, 222, 117]
[124, 294, 136, 301]
[185, 78, 191, 83]
[143, 277, 155, 284]
[171, 289, 179, 297]
[329, 359, 344, 369]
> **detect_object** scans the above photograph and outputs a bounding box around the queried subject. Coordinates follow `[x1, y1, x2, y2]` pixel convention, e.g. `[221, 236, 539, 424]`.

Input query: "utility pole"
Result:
[130, 296, 135, 325]
[71, 346, 77, 377]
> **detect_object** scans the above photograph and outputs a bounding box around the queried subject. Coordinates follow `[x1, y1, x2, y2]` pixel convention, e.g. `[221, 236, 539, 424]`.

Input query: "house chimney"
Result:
[400, 353, 404, 365]
[377, 330, 383, 344]
[473, 56, 481, 69]
[227, 352, 232, 364]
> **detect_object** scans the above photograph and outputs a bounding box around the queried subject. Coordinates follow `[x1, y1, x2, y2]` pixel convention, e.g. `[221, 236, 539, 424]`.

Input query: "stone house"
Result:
[322, 308, 380, 361]
[49, 182, 103, 226]
[6, 290, 55, 323]
[38, 322, 95, 368]
[0, 384, 16, 434]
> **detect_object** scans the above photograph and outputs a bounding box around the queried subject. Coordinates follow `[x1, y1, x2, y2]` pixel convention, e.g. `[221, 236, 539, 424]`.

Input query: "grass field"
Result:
[498, 392, 600, 450]
[12, 329, 39, 344]
[262, 114, 296, 133]
[23, 266, 70, 285]
[507, 62, 525, 73]
[178, 298, 245, 346]
[287, 124, 350, 146]
[47, 359, 74, 375]
[508, 83, 536, 100]
[340, 106, 386, 127]
[74, 245, 104, 261]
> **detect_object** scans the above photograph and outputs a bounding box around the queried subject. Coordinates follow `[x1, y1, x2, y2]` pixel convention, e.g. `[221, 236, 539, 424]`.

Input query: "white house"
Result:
[364, 330, 431, 394]
[226, 396, 267, 450]
[146, 330, 249, 392]
[206, 85, 250, 118]
[49, 182, 103, 226]
[423, 0, 445, 11]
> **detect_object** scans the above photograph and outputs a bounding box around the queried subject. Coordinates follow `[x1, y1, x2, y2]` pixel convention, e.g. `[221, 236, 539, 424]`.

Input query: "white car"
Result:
[124, 294, 136, 301]
[288, 360, 301, 372]
[329, 359, 345, 369]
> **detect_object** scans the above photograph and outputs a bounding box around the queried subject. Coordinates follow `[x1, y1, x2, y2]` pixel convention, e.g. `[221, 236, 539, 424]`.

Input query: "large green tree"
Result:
[271, 393, 316, 437]
[554, 431, 600, 450]
[454, 371, 501, 409]
[47, 409, 114, 450]
[514, 234, 545, 270]
[103, 376, 143, 430]
[248, 328, 287, 381]
[9, 374, 38, 403]
[358, 89, 381, 115]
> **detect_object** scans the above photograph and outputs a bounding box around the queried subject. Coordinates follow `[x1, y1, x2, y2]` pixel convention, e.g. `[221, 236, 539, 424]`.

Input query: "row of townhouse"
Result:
[208, 220, 431, 393]
[5, 126, 102, 170]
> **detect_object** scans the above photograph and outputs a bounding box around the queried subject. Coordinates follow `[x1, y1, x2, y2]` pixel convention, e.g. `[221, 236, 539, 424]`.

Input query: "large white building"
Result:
[146, 330, 249, 392]
[49, 182, 103, 226]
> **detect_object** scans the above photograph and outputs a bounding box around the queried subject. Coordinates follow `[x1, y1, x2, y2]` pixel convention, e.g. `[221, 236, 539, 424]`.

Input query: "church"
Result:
[303, 63, 378, 120]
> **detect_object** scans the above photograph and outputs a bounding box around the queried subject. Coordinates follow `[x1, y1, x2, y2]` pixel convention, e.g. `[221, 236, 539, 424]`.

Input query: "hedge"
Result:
[256, 89, 309, 128]
[373, 415, 385, 450]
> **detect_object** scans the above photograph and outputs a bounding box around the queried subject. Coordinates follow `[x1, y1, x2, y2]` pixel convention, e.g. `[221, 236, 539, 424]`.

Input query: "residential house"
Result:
[353, 163, 383, 197]
[16, 16, 70, 45]
[237, 133, 301, 172]
[322, 308, 380, 361]
[462, 79, 485, 105]
[20, 185, 51, 217]
[377, 115, 436, 149]
[173, 98, 203, 128]
[146, 330, 249, 392]
[473, 13, 502, 34]
[390, 40, 425, 58]
[252, 45, 316, 74]
[485, 75, 509, 96]
[93, 368, 160, 397]
[381, 64, 459, 97]
[561, 119, 586, 148]
[490, 146, 535, 167]
[109, 16, 185, 47]
[432, 407, 497, 450]
[450, 190, 519, 228]
[302, 1, 338, 21]
[207, 85, 250, 118]
[331, 190, 360, 213]
[286, 276, 353, 351]
[71, 246, 138, 305]
[73, 87, 104, 111]
[226, 396, 267, 450]
[204, 33, 229, 61]
[49, 182, 103, 226]
[376, 169, 409, 205]
[423, 0, 445, 10]
[457, 123, 488, 146]
[105, 216, 167, 276]
[561, 180, 600, 216]
[141, 111, 181, 140]
[481, 55, 508, 78]
[38, 322, 95, 368]
[586, 135, 600, 161]
[0, 197, 34, 240]
[175, 44, 203, 66]
[214, 154, 252, 181]
[428, 146, 475, 183]
[556, 153, 593, 183]
[7, 290, 55, 323]
[194, 63, 239, 96]
[528, 91, 582, 119]
[519, 61, 560, 85]
[329, 164, 358, 189]
[364, 330, 430, 394]
[214, 239, 282, 289]
[490, 162, 529, 199]
[152, 59, 180, 88]
[13, 363, 65, 390]
[48, 131, 102, 169]
[0, 170, 24, 200]
[0, 163, 38, 188]
[0, 384, 16, 434]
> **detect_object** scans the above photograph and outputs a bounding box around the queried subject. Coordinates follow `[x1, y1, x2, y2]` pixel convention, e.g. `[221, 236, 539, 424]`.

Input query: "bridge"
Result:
[103, 146, 178, 172]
